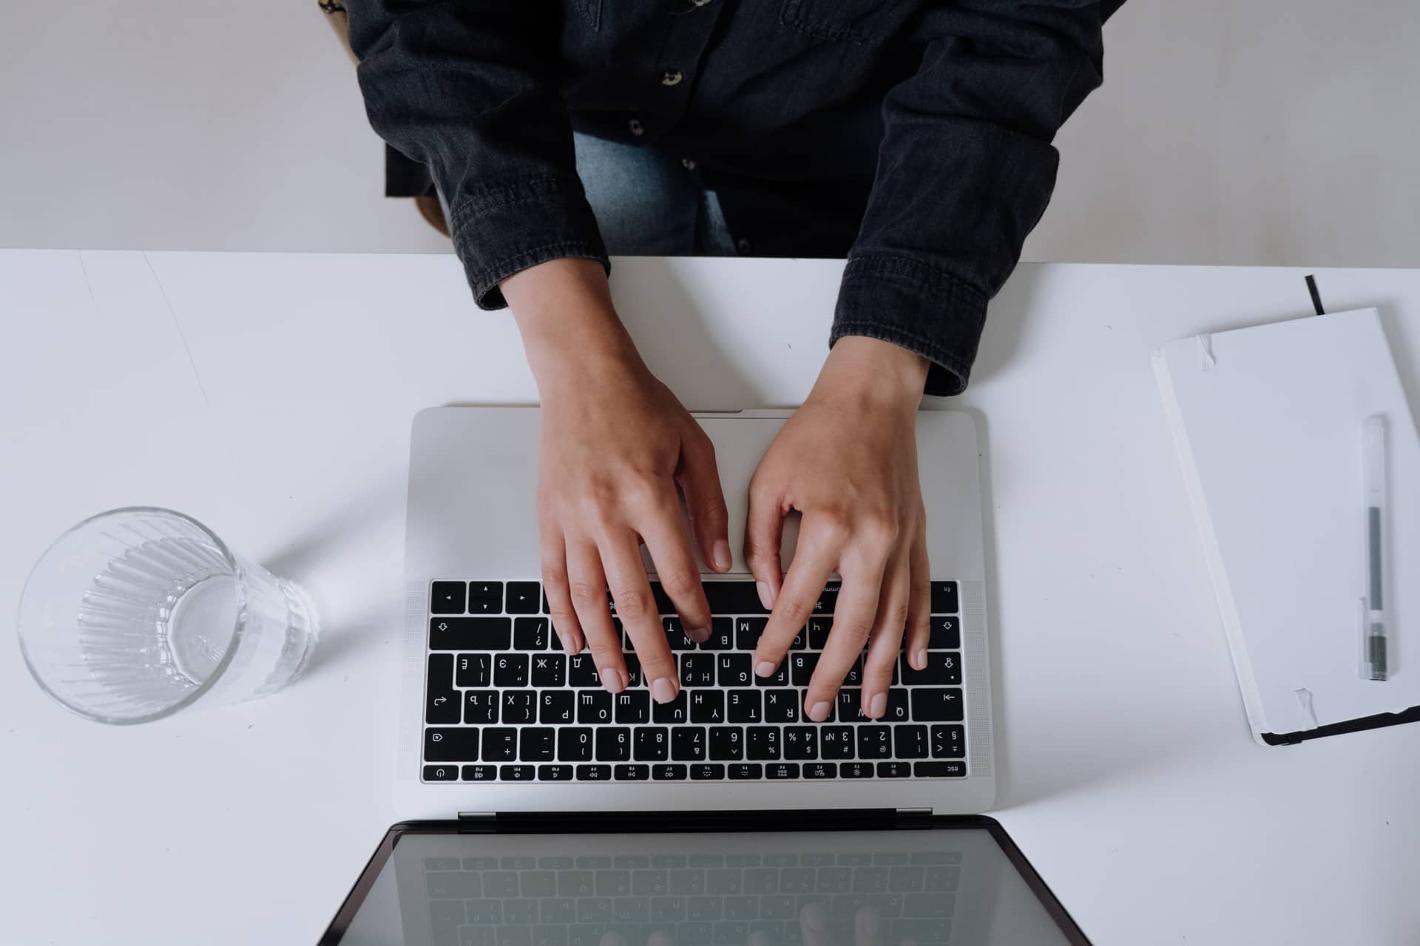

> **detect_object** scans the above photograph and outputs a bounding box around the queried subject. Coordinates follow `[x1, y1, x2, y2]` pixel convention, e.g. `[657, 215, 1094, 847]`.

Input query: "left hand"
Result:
[746, 337, 933, 722]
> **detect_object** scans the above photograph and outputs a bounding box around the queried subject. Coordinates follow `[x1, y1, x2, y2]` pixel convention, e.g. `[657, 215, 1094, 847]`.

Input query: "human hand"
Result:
[503, 259, 731, 704]
[746, 336, 931, 721]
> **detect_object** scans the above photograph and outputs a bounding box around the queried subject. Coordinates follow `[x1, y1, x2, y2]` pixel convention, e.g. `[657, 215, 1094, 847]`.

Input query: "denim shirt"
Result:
[346, 0, 1117, 395]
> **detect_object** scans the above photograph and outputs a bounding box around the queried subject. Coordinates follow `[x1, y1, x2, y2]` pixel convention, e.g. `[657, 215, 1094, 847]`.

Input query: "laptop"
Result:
[319, 406, 1088, 943]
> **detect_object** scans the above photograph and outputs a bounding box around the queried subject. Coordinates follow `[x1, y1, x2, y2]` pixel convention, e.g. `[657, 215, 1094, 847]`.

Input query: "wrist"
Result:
[814, 336, 928, 412]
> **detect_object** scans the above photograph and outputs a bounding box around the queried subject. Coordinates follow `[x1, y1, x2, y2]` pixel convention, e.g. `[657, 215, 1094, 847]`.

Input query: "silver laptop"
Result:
[394, 406, 995, 817]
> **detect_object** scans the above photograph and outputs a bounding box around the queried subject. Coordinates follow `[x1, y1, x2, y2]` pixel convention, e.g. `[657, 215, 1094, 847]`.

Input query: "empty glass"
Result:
[17, 507, 318, 724]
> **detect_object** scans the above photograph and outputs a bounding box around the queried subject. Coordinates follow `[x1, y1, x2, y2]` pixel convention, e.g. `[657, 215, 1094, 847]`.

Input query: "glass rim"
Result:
[16, 506, 245, 725]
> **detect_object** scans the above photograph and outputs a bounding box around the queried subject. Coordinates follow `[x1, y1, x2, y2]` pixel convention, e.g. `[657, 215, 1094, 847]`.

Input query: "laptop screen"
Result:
[327, 821, 1084, 945]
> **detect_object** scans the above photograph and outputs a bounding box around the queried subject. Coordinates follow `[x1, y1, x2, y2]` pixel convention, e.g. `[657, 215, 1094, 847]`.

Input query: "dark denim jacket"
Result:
[346, 0, 1116, 395]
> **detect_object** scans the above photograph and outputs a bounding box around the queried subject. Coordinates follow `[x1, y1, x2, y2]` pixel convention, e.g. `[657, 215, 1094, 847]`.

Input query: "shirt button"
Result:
[736, 238, 752, 255]
[681, 158, 697, 171]
[628, 118, 645, 136]
[660, 69, 684, 87]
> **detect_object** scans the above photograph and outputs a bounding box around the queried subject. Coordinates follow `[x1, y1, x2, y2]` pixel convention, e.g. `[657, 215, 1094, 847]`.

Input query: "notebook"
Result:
[1154, 307, 1420, 745]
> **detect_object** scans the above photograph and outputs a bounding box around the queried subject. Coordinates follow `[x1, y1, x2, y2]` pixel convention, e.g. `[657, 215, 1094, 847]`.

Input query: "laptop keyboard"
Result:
[422, 850, 961, 946]
[422, 580, 968, 783]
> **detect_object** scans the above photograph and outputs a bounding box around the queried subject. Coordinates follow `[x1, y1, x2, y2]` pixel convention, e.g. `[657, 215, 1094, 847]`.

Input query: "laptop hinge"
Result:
[457, 809, 911, 834]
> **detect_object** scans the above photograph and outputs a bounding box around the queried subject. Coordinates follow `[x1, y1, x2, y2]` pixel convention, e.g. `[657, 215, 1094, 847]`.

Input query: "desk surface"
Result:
[1, 251, 1417, 946]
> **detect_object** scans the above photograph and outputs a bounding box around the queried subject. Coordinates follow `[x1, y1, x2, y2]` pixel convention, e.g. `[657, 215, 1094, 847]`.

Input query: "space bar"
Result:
[702, 581, 767, 615]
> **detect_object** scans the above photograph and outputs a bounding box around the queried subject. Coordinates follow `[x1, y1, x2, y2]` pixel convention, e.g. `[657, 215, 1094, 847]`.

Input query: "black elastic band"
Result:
[1305, 274, 1326, 315]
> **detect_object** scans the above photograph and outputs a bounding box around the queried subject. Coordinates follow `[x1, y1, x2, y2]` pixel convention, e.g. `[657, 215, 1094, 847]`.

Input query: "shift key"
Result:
[430, 617, 512, 650]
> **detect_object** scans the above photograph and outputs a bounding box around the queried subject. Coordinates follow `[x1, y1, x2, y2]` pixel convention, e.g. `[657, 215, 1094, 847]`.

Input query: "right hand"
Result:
[502, 259, 732, 704]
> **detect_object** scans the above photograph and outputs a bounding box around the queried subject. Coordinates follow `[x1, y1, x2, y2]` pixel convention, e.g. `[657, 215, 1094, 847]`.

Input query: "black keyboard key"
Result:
[729, 763, 763, 779]
[532, 653, 566, 688]
[910, 688, 964, 722]
[568, 654, 601, 687]
[930, 582, 958, 614]
[455, 653, 491, 687]
[820, 726, 855, 759]
[425, 655, 460, 723]
[841, 761, 874, 778]
[804, 762, 837, 779]
[680, 653, 716, 688]
[703, 581, 767, 615]
[467, 581, 503, 614]
[929, 615, 961, 649]
[514, 617, 551, 650]
[596, 727, 632, 761]
[806, 617, 832, 650]
[718, 654, 753, 687]
[814, 582, 840, 615]
[664, 618, 697, 651]
[747, 727, 780, 760]
[615, 764, 650, 781]
[500, 764, 536, 781]
[653, 691, 689, 724]
[930, 724, 966, 758]
[430, 581, 466, 614]
[915, 761, 967, 778]
[690, 763, 725, 780]
[884, 688, 911, 723]
[482, 727, 518, 762]
[502, 690, 536, 724]
[836, 688, 861, 720]
[647, 581, 676, 616]
[857, 725, 893, 759]
[463, 689, 498, 724]
[558, 727, 594, 761]
[425, 727, 479, 762]
[615, 690, 650, 724]
[735, 617, 767, 650]
[790, 653, 819, 687]
[672, 727, 707, 761]
[895, 725, 928, 759]
[690, 690, 725, 723]
[843, 658, 864, 687]
[765, 762, 800, 780]
[423, 764, 458, 781]
[539, 764, 574, 781]
[901, 652, 960, 685]
[494, 653, 529, 687]
[727, 689, 762, 723]
[575, 764, 612, 781]
[431, 617, 511, 651]
[520, 727, 556, 762]
[634, 727, 670, 761]
[709, 726, 744, 760]
[578, 690, 614, 724]
[461, 764, 497, 781]
[703, 618, 735, 650]
[653, 764, 687, 780]
[784, 726, 819, 760]
[763, 689, 800, 722]
[877, 761, 911, 778]
[506, 581, 541, 615]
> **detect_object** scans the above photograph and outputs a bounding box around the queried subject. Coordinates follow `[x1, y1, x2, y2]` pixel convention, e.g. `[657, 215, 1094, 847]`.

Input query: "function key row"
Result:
[423, 760, 966, 782]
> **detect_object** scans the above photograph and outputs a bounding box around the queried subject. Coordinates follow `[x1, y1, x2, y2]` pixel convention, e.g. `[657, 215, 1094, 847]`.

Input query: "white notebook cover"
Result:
[1154, 308, 1419, 744]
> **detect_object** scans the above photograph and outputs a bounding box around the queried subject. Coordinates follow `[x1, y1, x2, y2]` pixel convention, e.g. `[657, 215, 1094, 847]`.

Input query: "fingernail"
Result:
[651, 677, 678, 704]
[869, 692, 887, 719]
[755, 660, 777, 678]
[688, 625, 711, 643]
[601, 669, 625, 693]
[808, 701, 832, 722]
[713, 540, 732, 572]
[911, 648, 927, 670]
[756, 580, 775, 610]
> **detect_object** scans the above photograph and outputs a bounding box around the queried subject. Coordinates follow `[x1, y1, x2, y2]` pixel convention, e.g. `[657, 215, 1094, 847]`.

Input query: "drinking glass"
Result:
[17, 507, 318, 724]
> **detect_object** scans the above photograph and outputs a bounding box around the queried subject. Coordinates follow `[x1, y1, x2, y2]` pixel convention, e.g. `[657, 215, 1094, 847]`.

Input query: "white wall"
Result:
[2, 0, 1416, 267]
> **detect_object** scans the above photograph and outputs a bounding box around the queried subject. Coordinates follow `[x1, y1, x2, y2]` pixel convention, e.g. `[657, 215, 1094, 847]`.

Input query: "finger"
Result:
[566, 537, 626, 693]
[799, 902, 832, 946]
[539, 519, 584, 655]
[744, 477, 786, 611]
[807, 549, 887, 721]
[753, 520, 839, 682]
[856, 907, 882, 946]
[639, 491, 713, 643]
[861, 541, 911, 720]
[905, 523, 931, 671]
[646, 931, 677, 946]
[748, 931, 778, 946]
[600, 932, 628, 946]
[599, 529, 678, 701]
[678, 430, 732, 574]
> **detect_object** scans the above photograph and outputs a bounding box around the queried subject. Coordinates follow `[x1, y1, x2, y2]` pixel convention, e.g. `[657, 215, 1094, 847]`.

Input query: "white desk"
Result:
[1, 252, 1417, 945]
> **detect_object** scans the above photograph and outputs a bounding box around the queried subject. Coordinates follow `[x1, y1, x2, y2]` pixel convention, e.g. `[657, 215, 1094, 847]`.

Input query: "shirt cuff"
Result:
[829, 253, 988, 397]
[448, 175, 609, 310]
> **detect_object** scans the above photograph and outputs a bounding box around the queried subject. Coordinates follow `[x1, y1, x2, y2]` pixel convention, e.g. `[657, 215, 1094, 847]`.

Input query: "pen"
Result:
[1362, 414, 1389, 681]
